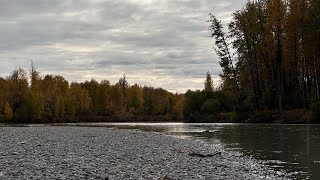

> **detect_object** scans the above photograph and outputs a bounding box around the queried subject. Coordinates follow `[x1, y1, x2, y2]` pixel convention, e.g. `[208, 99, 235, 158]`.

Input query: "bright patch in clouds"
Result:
[0, 0, 245, 93]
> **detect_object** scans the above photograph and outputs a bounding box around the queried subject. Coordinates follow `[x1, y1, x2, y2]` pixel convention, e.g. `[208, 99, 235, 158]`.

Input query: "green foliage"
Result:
[214, 90, 238, 112]
[184, 82, 240, 121]
[183, 90, 206, 117]
[13, 93, 43, 123]
[208, 14, 240, 100]
[200, 99, 221, 115]
[204, 72, 214, 96]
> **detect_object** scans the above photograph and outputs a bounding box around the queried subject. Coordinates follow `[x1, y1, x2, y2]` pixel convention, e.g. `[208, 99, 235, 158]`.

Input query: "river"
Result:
[87, 123, 320, 179]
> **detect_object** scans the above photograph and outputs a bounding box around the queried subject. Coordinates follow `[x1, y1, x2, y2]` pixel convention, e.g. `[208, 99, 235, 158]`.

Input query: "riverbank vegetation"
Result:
[0, 66, 184, 123]
[184, 0, 320, 123]
[2, 0, 320, 124]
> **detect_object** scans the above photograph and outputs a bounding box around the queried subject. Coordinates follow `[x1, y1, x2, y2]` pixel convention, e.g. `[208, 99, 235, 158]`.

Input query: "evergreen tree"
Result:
[208, 14, 240, 98]
[204, 71, 214, 96]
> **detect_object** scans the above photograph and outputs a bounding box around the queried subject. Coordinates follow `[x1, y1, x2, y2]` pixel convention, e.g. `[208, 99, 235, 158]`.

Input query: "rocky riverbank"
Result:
[0, 126, 287, 179]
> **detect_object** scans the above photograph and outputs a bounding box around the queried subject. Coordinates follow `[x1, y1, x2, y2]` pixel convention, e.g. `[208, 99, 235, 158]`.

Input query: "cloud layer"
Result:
[0, 0, 245, 92]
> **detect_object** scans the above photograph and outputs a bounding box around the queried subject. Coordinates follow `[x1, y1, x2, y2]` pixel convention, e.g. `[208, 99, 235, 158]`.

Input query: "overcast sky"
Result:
[0, 0, 245, 93]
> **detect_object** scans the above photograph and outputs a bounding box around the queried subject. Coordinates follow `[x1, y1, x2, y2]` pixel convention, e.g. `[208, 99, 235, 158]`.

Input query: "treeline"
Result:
[184, 0, 320, 122]
[0, 67, 184, 123]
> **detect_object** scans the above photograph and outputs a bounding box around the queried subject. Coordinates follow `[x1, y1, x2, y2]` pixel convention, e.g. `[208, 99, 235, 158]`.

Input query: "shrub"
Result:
[200, 99, 222, 115]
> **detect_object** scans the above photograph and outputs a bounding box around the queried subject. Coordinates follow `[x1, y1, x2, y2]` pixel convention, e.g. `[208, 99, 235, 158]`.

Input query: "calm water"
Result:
[87, 123, 320, 180]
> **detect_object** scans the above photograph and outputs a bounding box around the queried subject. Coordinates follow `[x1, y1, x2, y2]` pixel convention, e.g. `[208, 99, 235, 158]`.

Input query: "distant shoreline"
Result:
[185, 109, 319, 124]
[1, 109, 318, 125]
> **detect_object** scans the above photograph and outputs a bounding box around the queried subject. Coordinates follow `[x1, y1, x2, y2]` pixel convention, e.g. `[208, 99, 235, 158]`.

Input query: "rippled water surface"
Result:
[77, 123, 320, 179]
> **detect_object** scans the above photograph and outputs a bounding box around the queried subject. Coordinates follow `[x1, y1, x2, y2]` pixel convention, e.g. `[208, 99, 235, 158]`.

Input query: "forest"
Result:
[184, 0, 320, 123]
[1, 0, 320, 124]
[0, 66, 184, 123]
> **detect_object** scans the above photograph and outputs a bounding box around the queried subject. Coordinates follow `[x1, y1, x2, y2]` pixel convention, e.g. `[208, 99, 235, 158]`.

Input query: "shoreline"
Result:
[0, 126, 287, 179]
[186, 109, 320, 124]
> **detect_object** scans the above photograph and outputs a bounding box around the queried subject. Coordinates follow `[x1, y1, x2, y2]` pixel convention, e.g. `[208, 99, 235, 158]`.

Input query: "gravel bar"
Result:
[0, 126, 287, 179]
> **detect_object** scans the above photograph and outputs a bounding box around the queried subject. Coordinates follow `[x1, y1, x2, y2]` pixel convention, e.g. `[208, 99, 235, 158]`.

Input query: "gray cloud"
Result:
[0, 0, 245, 92]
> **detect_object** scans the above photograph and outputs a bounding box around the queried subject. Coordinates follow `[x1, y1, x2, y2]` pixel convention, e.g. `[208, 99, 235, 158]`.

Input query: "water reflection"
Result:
[203, 124, 320, 180]
[73, 123, 320, 179]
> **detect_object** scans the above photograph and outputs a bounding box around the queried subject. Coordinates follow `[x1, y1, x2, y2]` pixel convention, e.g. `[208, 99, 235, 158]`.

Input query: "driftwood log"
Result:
[188, 152, 221, 157]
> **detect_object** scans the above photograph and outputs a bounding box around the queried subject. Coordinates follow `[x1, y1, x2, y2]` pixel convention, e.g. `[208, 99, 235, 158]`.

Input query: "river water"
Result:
[90, 123, 320, 179]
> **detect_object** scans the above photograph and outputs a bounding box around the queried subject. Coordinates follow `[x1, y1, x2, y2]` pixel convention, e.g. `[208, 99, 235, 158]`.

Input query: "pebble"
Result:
[0, 126, 288, 179]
